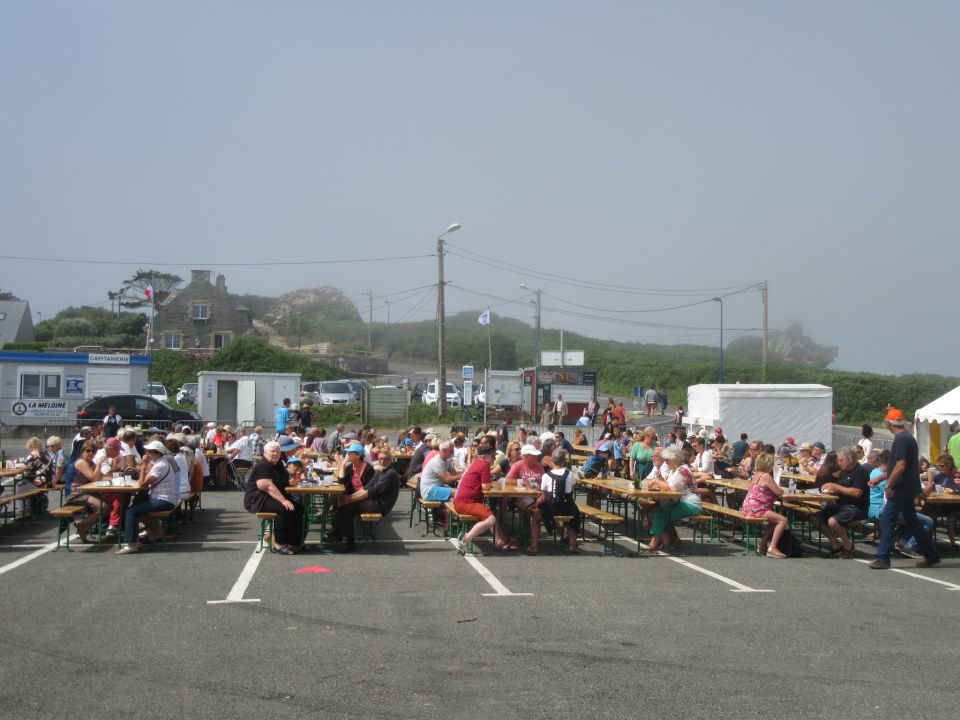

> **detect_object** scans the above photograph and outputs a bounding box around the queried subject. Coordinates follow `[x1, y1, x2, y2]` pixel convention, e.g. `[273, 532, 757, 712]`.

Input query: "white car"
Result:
[147, 382, 169, 404]
[422, 382, 462, 407]
[317, 381, 357, 405]
[473, 384, 486, 406]
[176, 383, 198, 405]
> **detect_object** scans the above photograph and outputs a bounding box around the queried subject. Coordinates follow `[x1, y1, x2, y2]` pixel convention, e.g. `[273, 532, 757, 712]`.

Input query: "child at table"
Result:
[740, 453, 788, 558]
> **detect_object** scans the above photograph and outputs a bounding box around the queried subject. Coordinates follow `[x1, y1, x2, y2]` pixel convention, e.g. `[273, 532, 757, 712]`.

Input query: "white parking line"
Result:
[853, 559, 960, 590]
[666, 556, 775, 592]
[449, 538, 534, 597]
[0, 539, 61, 577]
[207, 547, 264, 604]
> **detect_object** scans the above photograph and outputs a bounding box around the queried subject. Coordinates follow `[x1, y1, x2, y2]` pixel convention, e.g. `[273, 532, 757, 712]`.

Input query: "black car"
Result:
[77, 394, 202, 429]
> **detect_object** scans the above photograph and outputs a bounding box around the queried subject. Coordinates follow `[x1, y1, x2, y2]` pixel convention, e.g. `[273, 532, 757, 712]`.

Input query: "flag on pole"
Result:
[144, 284, 154, 302]
[478, 308, 490, 326]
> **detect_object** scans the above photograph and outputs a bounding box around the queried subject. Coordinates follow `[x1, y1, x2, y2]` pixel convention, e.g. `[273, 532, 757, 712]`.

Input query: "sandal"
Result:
[74, 522, 89, 544]
[767, 548, 787, 559]
[840, 541, 855, 559]
[277, 545, 296, 555]
[495, 542, 518, 551]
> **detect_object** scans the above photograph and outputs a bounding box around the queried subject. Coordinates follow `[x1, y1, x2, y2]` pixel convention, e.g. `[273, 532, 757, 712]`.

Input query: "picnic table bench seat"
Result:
[576, 502, 624, 555]
[702, 502, 766, 555]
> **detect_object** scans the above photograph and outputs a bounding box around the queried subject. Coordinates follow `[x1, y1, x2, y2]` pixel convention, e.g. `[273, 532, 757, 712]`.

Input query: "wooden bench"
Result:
[358, 512, 383, 542]
[445, 502, 480, 552]
[683, 514, 715, 554]
[149, 509, 176, 549]
[702, 502, 767, 555]
[0, 487, 50, 524]
[256, 512, 278, 553]
[50, 505, 85, 551]
[576, 502, 624, 555]
[549, 515, 575, 550]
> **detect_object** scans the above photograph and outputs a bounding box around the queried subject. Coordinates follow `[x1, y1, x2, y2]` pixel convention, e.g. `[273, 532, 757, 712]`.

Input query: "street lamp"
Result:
[384, 300, 391, 360]
[520, 283, 541, 367]
[712, 296, 724, 383]
[436, 222, 461, 418]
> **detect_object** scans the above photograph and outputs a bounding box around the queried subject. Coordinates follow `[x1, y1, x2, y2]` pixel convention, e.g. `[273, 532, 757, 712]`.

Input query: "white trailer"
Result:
[685, 384, 834, 448]
[197, 371, 300, 427]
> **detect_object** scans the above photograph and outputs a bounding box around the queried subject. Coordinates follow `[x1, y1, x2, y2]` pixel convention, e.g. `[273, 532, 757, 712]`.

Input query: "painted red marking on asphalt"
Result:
[295, 566, 332, 574]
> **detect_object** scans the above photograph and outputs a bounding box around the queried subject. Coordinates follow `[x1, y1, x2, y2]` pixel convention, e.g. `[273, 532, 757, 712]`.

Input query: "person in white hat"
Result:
[117, 440, 178, 555]
[506, 445, 545, 553]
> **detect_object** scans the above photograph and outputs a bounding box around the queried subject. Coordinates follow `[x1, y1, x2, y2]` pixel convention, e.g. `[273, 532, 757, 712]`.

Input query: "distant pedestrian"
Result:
[659, 387, 668, 416]
[644, 387, 659, 419]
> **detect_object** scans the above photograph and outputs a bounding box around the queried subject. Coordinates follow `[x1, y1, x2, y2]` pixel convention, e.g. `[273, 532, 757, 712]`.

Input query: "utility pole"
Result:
[436, 223, 461, 419]
[534, 288, 541, 367]
[761, 280, 768, 382]
[368, 290, 373, 352]
[384, 300, 391, 360]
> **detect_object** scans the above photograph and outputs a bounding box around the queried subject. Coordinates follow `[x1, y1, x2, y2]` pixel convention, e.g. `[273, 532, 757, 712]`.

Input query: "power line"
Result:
[446, 243, 759, 297]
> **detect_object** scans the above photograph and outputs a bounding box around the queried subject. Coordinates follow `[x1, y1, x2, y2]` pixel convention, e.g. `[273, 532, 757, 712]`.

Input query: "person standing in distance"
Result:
[869, 408, 941, 569]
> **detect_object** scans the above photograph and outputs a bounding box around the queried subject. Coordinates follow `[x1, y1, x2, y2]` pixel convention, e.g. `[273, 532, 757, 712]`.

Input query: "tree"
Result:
[0, 289, 20, 301]
[118, 269, 183, 309]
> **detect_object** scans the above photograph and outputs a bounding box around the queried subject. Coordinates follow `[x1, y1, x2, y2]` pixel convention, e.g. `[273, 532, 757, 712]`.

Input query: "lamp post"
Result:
[520, 283, 541, 367]
[712, 296, 724, 383]
[436, 222, 461, 419]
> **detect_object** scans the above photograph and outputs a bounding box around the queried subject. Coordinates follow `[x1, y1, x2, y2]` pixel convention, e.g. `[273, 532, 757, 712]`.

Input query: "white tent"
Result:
[914, 385, 960, 461]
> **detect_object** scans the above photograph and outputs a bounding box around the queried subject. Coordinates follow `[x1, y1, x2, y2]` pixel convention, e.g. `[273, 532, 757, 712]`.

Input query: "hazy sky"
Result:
[2, 2, 957, 375]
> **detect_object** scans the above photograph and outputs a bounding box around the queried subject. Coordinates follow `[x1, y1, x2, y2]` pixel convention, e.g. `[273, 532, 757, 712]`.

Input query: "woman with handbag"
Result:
[116, 441, 179, 555]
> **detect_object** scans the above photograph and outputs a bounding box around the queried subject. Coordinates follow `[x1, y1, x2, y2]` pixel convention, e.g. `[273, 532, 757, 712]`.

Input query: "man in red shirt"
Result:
[611, 402, 627, 430]
[452, 445, 515, 554]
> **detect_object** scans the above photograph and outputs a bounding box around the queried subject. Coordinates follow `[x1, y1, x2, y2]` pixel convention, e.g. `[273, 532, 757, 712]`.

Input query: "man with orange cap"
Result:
[869, 408, 941, 569]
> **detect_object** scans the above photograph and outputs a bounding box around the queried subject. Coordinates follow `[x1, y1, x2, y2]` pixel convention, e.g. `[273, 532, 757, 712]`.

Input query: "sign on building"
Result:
[11, 400, 69, 418]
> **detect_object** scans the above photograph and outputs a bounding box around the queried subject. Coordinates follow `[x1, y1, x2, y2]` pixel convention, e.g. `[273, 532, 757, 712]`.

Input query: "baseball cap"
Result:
[520, 444, 541, 457]
[812, 441, 826, 451]
[105, 437, 121, 449]
[786, 437, 795, 445]
[143, 440, 166, 453]
[279, 437, 302, 453]
[346, 443, 365, 455]
[287, 456, 303, 464]
[597, 442, 612, 453]
[885, 407, 906, 425]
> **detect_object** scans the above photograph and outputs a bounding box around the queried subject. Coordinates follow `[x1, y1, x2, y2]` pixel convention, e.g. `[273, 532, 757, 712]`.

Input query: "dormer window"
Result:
[192, 303, 209, 321]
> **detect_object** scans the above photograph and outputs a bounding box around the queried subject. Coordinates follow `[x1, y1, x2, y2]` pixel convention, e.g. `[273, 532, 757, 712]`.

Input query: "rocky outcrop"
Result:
[726, 321, 838, 368]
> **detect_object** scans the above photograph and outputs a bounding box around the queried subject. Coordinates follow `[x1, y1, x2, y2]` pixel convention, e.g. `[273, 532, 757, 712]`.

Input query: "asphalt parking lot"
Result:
[1, 490, 957, 720]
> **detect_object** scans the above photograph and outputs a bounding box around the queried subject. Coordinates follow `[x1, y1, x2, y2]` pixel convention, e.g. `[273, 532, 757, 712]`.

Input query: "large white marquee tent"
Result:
[914, 385, 960, 460]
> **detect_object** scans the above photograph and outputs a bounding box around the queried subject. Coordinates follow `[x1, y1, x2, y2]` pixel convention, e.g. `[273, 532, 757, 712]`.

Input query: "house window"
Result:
[213, 333, 231, 349]
[20, 372, 61, 399]
[164, 333, 181, 350]
[192, 304, 209, 320]
[0, 312, 6, 320]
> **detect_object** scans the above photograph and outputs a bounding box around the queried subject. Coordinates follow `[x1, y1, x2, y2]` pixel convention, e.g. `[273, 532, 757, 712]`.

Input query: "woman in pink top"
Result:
[452, 445, 515, 554]
[740, 453, 788, 558]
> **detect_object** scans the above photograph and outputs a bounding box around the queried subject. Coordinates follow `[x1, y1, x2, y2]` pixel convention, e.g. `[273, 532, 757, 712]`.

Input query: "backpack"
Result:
[775, 531, 805, 558]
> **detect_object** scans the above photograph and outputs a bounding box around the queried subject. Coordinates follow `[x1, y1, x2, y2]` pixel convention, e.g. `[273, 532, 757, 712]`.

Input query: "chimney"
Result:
[216, 274, 226, 293]
[190, 269, 211, 286]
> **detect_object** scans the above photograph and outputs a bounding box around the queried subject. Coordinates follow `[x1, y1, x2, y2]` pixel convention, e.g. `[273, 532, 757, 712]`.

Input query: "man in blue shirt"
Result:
[275, 398, 291, 438]
[869, 408, 941, 569]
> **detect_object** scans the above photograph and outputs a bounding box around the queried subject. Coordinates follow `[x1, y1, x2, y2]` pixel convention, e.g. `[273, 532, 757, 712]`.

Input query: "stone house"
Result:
[0, 301, 35, 346]
[152, 270, 256, 351]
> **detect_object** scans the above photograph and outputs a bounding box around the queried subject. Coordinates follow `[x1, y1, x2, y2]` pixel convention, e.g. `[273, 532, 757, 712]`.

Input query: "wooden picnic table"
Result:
[75, 479, 142, 494]
[0, 467, 25, 479]
[577, 476, 684, 502]
[704, 477, 750, 492]
[780, 471, 818, 485]
[286, 482, 346, 548]
[920, 493, 960, 506]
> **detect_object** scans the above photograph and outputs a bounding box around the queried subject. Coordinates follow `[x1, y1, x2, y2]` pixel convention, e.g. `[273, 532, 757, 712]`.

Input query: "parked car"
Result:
[317, 381, 357, 405]
[473, 384, 485, 406]
[412, 381, 430, 403]
[300, 381, 323, 405]
[340, 379, 372, 402]
[422, 382, 462, 407]
[77, 394, 201, 427]
[176, 382, 199, 405]
[146, 382, 169, 404]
